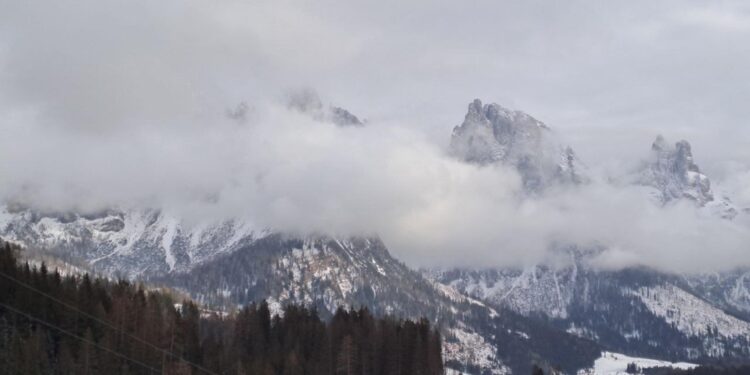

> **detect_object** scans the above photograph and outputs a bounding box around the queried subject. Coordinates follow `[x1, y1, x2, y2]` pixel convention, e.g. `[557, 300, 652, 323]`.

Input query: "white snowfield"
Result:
[448, 351, 696, 375]
[579, 352, 697, 375]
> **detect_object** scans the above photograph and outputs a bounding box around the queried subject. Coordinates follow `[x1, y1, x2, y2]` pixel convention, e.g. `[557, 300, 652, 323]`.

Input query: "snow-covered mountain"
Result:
[638, 135, 713, 206]
[450, 99, 585, 192]
[0, 205, 267, 278]
[0, 205, 601, 374]
[636, 135, 738, 219]
[431, 256, 750, 363]
[435, 101, 750, 366]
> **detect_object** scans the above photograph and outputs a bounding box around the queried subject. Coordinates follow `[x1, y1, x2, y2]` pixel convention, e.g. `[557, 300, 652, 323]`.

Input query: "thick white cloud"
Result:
[0, 0, 749, 272]
[2, 101, 748, 273]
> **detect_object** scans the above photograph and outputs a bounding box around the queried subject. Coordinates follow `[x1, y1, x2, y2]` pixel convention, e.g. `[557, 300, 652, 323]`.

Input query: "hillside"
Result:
[0, 242, 443, 374]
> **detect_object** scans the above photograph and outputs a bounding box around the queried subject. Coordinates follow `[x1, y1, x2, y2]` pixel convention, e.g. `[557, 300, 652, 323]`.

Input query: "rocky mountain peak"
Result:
[287, 89, 364, 127]
[450, 99, 583, 192]
[640, 136, 713, 206]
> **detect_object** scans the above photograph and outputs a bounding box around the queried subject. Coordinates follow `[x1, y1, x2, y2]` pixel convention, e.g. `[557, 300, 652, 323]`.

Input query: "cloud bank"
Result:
[2, 100, 748, 273]
[1, 0, 749, 273]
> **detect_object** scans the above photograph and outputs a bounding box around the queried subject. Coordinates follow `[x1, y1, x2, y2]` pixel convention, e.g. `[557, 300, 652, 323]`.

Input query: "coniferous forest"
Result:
[0, 243, 444, 374]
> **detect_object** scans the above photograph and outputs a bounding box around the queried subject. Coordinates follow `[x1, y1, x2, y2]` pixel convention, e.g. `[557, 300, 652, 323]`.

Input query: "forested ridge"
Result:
[0, 243, 443, 374]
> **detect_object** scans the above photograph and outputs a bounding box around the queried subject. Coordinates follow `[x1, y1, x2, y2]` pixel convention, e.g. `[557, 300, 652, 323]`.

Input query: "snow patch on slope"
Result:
[158, 215, 179, 271]
[578, 351, 696, 375]
[444, 327, 510, 375]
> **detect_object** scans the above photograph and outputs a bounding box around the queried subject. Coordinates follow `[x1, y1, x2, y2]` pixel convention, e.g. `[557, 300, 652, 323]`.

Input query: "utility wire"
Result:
[0, 300, 161, 374]
[0, 269, 220, 375]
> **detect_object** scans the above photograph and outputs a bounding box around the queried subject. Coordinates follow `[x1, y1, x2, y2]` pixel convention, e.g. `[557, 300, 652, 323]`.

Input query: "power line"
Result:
[0, 269, 220, 375]
[0, 300, 161, 374]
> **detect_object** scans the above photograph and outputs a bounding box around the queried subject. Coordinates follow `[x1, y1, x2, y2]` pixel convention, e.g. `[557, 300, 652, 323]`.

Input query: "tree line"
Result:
[0, 243, 443, 374]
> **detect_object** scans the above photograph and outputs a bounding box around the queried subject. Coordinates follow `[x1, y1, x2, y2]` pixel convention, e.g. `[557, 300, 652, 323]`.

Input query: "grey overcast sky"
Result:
[2, 1, 749, 168]
[1, 0, 749, 271]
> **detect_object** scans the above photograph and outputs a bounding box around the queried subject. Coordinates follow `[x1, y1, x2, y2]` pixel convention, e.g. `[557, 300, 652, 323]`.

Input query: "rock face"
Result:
[637, 135, 738, 219]
[639, 135, 714, 205]
[450, 99, 584, 192]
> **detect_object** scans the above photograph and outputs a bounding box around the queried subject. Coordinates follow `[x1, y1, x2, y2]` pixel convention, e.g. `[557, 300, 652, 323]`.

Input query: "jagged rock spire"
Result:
[639, 136, 714, 205]
[450, 99, 584, 192]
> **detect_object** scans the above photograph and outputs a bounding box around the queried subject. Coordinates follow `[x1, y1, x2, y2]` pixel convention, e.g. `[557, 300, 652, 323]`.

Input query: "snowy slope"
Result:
[626, 284, 750, 339]
[0, 205, 267, 277]
[431, 261, 580, 319]
[433, 258, 750, 362]
[156, 234, 600, 374]
[685, 269, 750, 319]
[444, 326, 511, 375]
[579, 352, 696, 375]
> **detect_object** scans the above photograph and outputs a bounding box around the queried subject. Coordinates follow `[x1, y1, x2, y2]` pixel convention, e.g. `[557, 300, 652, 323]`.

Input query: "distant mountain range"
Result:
[436, 99, 750, 369]
[2, 98, 749, 374]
